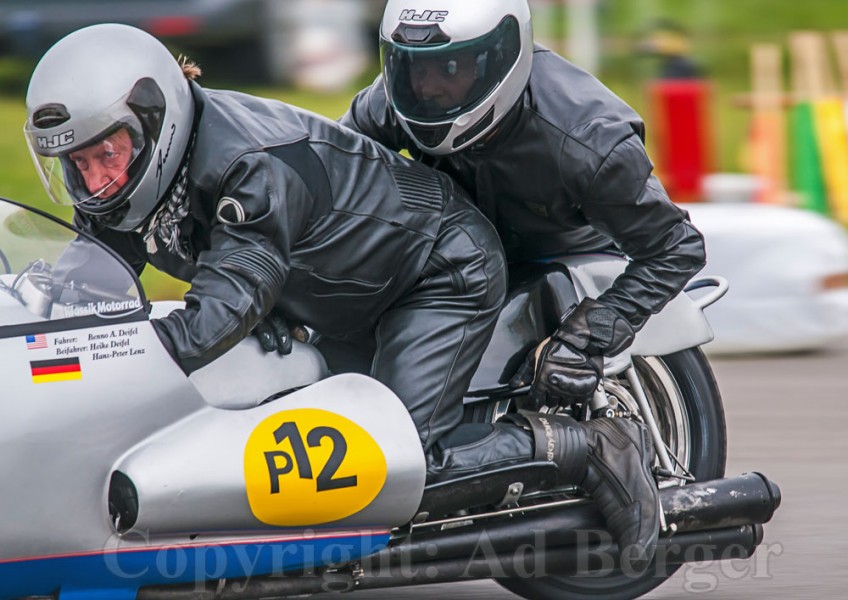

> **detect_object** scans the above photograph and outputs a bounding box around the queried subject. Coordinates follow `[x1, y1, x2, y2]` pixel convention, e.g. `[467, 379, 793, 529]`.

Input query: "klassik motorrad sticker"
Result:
[53, 298, 143, 319]
[244, 408, 388, 526]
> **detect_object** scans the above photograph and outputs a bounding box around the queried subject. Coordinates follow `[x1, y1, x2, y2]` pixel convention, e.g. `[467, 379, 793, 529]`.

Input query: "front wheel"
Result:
[498, 347, 727, 600]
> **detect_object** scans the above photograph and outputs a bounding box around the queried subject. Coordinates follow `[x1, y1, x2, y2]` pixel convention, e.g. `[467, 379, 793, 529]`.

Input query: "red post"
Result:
[648, 80, 713, 202]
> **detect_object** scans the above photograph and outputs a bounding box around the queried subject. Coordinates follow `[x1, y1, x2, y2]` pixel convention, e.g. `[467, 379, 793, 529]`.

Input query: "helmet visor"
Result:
[25, 97, 145, 210]
[381, 16, 521, 124]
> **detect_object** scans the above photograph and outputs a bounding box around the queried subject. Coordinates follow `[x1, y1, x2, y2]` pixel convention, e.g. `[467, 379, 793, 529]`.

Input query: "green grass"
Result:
[0, 96, 53, 210]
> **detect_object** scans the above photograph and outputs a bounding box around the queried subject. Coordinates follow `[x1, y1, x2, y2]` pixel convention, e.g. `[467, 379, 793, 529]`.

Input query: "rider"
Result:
[25, 24, 659, 569]
[342, 0, 707, 407]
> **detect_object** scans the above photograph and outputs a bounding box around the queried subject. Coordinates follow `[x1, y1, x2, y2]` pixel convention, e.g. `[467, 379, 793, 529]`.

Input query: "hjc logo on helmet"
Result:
[399, 9, 449, 22]
[37, 130, 74, 150]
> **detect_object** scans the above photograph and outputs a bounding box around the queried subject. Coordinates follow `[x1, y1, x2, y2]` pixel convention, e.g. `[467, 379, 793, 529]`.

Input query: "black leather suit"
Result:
[341, 45, 707, 335]
[75, 82, 507, 452]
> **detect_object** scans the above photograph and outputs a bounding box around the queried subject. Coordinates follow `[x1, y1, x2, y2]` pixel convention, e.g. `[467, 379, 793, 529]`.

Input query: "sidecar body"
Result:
[0, 198, 426, 599]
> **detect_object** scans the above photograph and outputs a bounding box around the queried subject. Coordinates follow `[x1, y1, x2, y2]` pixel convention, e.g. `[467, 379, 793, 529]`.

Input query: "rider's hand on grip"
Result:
[509, 336, 603, 408]
[252, 310, 308, 356]
[510, 298, 633, 408]
[534, 337, 603, 407]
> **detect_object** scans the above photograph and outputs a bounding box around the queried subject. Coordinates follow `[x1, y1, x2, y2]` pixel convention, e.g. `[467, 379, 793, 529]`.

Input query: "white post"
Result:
[567, 0, 600, 74]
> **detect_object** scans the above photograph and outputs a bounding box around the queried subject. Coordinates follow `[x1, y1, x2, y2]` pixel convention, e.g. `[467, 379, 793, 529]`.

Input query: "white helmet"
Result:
[380, 0, 533, 155]
[24, 24, 195, 231]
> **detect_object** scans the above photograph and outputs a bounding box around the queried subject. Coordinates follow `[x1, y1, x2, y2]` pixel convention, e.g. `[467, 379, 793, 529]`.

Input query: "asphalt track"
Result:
[348, 341, 848, 599]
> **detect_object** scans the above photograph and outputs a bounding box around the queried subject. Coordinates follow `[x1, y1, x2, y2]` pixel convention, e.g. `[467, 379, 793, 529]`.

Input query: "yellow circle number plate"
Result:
[244, 408, 388, 526]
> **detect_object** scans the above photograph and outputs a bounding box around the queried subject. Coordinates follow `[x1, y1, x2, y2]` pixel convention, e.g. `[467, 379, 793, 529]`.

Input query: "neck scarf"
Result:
[143, 136, 195, 261]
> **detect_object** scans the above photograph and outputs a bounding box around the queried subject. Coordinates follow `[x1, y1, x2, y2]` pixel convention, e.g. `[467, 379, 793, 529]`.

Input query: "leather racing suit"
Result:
[74, 82, 507, 454]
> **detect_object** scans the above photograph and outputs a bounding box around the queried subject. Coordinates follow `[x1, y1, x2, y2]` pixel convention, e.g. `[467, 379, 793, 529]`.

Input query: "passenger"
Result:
[342, 0, 706, 410]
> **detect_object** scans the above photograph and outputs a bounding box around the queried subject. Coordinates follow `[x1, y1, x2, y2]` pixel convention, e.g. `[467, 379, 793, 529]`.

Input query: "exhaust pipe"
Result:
[139, 473, 780, 599]
[351, 524, 764, 591]
[380, 472, 779, 567]
[662, 471, 781, 532]
[139, 526, 763, 599]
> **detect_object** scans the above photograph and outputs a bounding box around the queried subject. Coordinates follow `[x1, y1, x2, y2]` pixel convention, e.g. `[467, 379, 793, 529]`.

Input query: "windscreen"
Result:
[0, 198, 146, 333]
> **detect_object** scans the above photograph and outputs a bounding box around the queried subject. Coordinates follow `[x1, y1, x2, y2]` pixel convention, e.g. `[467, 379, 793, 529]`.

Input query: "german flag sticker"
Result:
[30, 357, 82, 384]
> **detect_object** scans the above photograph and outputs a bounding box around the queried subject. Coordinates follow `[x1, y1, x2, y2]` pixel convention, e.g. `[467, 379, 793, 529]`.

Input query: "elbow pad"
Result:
[219, 247, 286, 300]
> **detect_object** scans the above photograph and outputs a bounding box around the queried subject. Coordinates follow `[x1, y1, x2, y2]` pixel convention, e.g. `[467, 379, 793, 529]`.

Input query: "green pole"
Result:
[790, 102, 829, 214]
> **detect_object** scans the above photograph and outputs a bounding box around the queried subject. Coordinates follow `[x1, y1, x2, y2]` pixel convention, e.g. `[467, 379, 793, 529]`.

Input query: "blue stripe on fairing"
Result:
[0, 533, 391, 600]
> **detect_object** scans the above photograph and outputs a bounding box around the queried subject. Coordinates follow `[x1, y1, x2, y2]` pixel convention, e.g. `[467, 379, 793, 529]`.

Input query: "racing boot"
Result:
[522, 412, 660, 571]
[425, 422, 536, 480]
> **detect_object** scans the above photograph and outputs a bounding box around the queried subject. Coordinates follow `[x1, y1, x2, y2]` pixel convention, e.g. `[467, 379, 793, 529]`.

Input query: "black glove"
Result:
[510, 336, 603, 408]
[509, 297, 635, 408]
[252, 310, 309, 356]
[557, 297, 636, 357]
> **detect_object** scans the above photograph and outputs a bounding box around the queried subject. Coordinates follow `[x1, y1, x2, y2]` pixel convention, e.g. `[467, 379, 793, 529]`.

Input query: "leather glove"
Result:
[557, 297, 636, 357]
[509, 297, 635, 408]
[510, 335, 603, 408]
[252, 310, 309, 356]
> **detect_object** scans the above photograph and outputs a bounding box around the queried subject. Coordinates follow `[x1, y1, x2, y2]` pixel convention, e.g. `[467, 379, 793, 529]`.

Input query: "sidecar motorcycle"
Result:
[0, 197, 781, 600]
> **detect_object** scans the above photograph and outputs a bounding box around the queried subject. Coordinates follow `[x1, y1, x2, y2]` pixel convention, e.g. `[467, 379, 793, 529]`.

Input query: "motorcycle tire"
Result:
[497, 347, 727, 600]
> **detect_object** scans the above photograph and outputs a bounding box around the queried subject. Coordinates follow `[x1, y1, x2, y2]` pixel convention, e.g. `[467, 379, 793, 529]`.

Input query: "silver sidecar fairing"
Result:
[468, 253, 719, 393]
[561, 254, 716, 358]
[0, 198, 424, 599]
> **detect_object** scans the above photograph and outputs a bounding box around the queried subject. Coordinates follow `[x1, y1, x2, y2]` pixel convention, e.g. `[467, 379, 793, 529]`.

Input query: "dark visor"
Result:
[381, 16, 521, 123]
